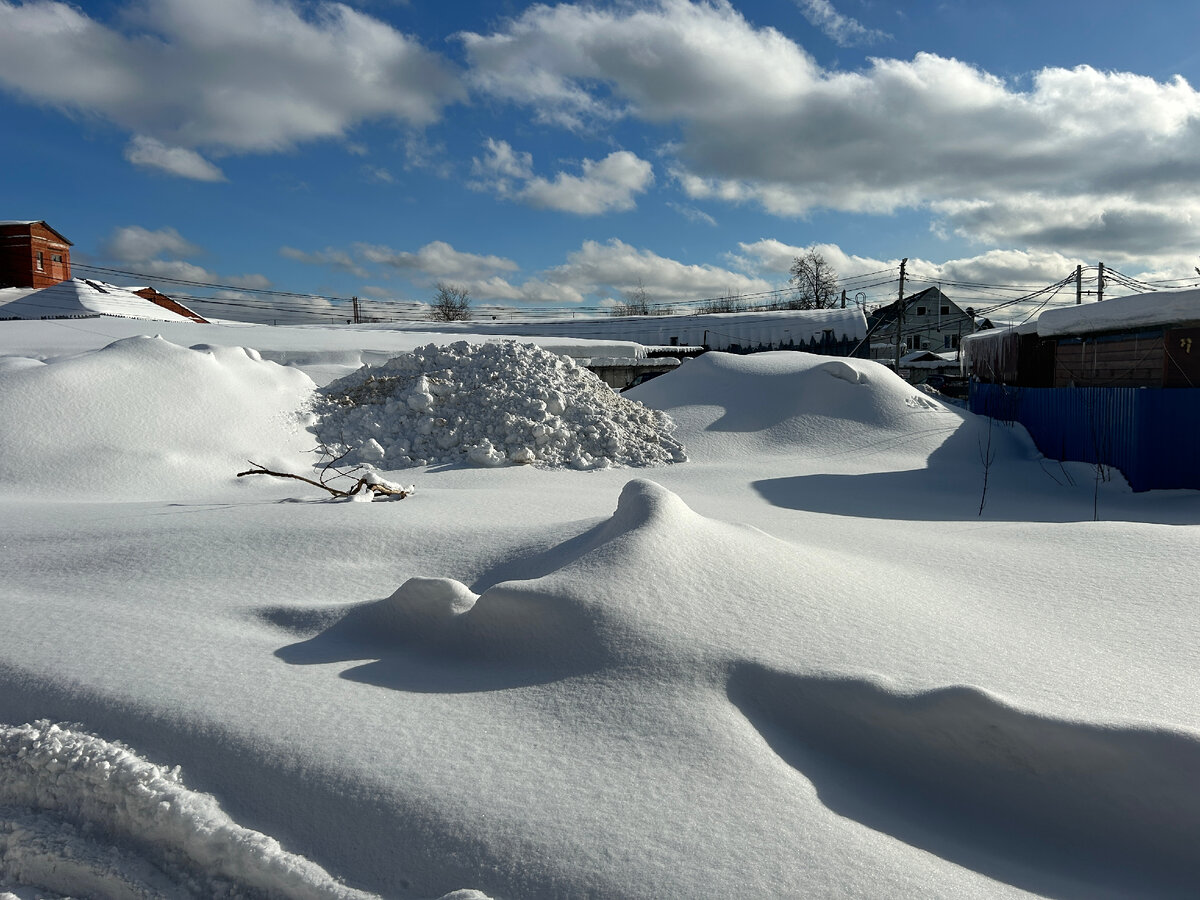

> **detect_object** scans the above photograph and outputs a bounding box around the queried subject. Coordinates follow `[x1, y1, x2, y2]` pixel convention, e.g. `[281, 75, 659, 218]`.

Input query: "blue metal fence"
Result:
[969, 383, 1200, 492]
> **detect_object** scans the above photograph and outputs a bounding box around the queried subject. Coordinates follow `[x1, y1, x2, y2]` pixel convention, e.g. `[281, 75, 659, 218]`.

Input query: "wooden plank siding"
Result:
[1164, 326, 1200, 387]
[1054, 331, 1165, 388]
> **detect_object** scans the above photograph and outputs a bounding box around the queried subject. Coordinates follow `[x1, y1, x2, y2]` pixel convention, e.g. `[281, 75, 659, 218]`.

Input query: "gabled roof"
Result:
[0, 220, 72, 244]
[868, 286, 968, 326]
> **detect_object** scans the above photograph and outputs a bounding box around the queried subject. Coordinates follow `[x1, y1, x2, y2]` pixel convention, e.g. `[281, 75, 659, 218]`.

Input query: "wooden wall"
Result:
[1054, 331, 1165, 388]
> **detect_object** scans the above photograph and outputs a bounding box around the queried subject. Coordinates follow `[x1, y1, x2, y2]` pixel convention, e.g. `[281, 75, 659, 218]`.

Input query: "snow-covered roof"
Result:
[1036, 288, 1200, 337]
[0, 278, 198, 322]
[403, 307, 868, 351]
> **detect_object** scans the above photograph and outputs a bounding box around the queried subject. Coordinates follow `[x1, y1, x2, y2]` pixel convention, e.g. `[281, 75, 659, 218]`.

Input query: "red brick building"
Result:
[0, 220, 72, 289]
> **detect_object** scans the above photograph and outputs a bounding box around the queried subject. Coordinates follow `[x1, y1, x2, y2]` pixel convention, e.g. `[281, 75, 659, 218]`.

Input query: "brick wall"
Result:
[0, 222, 72, 289]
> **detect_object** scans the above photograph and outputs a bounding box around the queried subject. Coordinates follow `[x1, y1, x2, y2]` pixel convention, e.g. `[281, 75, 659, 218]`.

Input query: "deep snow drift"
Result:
[315, 341, 686, 469]
[0, 320, 1197, 899]
[0, 335, 315, 500]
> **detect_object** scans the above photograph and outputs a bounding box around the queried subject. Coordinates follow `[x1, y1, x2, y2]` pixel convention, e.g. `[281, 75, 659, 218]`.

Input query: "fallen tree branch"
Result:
[237, 462, 411, 499]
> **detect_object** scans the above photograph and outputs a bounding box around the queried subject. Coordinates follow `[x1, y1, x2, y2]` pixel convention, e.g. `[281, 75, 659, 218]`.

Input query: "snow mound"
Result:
[0, 336, 315, 499]
[0, 721, 377, 899]
[277, 479, 850, 687]
[628, 350, 960, 461]
[314, 341, 686, 470]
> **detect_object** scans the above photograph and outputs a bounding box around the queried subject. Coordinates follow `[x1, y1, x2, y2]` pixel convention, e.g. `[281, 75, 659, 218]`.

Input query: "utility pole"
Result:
[840, 289, 847, 309]
[352, 295, 360, 324]
[893, 258, 908, 374]
[1097, 263, 1105, 302]
[1076, 265, 1083, 305]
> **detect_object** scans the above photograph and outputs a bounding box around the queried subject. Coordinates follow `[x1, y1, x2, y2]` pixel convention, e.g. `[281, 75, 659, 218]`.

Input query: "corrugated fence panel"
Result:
[969, 383, 1200, 491]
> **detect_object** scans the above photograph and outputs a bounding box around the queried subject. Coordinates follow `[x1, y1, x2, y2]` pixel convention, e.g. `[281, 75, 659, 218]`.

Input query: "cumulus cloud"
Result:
[124, 136, 226, 181]
[794, 0, 890, 48]
[102, 225, 271, 296]
[462, 0, 1200, 265]
[732, 238, 1098, 319]
[356, 240, 520, 281]
[105, 226, 204, 263]
[472, 139, 654, 214]
[543, 238, 772, 302]
[0, 0, 463, 171]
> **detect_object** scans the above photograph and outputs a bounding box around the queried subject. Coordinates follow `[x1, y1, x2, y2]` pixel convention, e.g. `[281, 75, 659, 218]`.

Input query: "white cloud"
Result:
[124, 136, 226, 181]
[794, 0, 890, 48]
[520, 150, 653, 215]
[472, 138, 534, 183]
[667, 201, 717, 227]
[226, 273, 273, 290]
[356, 240, 520, 281]
[543, 238, 772, 302]
[102, 225, 270, 292]
[0, 0, 463, 164]
[281, 245, 369, 278]
[462, 1, 1200, 265]
[733, 238, 1091, 306]
[105, 225, 204, 262]
[181, 291, 345, 325]
[362, 165, 397, 184]
[472, 140, 654, 215]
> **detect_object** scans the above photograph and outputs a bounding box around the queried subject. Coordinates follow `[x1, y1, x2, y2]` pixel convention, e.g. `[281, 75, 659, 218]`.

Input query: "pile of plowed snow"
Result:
[314, 341, 687, 470]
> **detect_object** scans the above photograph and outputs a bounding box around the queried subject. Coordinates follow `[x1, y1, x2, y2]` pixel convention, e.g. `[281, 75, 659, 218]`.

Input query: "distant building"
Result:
[962, 289, 1200, 491]
[0, 220, 72, 289]
[867, 287, 975, 360]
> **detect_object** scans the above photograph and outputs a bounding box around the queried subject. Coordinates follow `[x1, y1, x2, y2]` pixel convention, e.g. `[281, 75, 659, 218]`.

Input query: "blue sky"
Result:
[3, 0, 1200, 322]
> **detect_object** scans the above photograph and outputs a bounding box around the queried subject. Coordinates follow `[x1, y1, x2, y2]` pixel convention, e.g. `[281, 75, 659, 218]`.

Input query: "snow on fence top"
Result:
[400, 308, 868, 352]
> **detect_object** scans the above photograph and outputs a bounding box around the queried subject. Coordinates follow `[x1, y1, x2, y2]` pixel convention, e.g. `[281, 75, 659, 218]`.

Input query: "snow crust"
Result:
[315, 341, 686, 469]
[0, 721, 377, 899]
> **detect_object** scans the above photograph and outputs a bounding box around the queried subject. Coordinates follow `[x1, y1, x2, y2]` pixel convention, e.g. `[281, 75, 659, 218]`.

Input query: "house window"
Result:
[35, 251, 44, 271]
[941, 305, 950, 315]
[52, 254, 63, 263]
[916, 306, 927, 316]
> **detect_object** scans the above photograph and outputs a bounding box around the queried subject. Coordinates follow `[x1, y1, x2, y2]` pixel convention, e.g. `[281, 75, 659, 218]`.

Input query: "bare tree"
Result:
[429, 283, 471, 322]
[788, 250, 840, 309]
[695, 292, 748, 315]
[609, 279, 654, 316]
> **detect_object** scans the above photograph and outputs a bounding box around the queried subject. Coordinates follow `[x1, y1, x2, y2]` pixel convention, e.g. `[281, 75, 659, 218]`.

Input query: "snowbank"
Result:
[628, 350, 958, 462]
[0, 335, 315, 499]
[315, 341, 686, 469]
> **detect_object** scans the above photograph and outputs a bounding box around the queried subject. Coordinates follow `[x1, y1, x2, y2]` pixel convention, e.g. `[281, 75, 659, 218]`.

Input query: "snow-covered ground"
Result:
[1, 315, 1197, 899]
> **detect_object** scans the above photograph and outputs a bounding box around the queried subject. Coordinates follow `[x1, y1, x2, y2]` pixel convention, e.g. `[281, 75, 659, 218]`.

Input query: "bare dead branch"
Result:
[237, 462, 411, 500]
